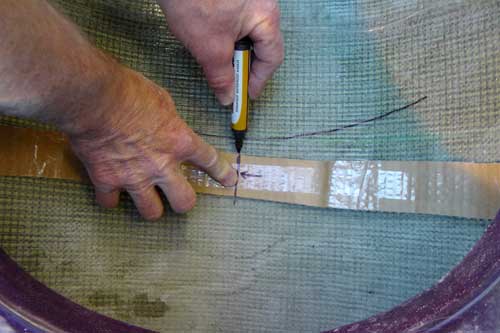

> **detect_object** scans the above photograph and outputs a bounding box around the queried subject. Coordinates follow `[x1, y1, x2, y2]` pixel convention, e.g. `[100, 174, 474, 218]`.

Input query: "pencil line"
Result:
[195, 96, 427, 142]
[233, 153, 241, 205]
[264, 96, 428, 141]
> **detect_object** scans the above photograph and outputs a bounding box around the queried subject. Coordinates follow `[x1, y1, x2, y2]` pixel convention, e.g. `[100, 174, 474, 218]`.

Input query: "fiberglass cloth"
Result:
[0, 0, 499, 332]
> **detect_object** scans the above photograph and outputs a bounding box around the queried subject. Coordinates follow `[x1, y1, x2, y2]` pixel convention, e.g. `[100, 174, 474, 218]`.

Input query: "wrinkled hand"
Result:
[69, 69, 237, 220]
[158, 0, 285, 105]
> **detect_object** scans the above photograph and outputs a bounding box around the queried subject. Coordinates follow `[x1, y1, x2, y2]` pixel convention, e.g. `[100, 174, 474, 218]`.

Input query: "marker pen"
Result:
[231, 37, 252, 153]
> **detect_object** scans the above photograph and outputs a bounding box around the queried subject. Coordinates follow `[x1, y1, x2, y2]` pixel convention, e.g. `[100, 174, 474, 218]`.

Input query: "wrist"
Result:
[53, 53, 131, 138]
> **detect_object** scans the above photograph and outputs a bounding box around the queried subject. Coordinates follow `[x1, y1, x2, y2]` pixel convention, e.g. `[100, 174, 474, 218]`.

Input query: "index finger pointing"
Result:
[184, 136, 238, 187]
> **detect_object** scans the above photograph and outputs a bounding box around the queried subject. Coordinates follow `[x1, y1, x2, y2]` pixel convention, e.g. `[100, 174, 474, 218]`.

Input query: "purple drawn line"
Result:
[240, 171, 262, 179]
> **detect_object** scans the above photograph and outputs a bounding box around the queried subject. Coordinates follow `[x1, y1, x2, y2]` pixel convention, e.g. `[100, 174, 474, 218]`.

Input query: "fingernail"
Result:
[222, 167, 238, 187]
[217, 92, 234, 106]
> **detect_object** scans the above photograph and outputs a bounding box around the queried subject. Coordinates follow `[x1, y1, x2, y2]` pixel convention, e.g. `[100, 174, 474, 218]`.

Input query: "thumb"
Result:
[195, 39, 235, 106]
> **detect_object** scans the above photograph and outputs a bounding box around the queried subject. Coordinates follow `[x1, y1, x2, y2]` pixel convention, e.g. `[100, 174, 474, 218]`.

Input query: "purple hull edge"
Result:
[327, 211, 500, 333]
[1, 212, 499, 333]
[0, 247, 156, 333]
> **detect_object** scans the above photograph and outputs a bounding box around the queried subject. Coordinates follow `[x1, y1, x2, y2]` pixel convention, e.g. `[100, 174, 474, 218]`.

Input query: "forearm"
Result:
[0, 0, 123, 135]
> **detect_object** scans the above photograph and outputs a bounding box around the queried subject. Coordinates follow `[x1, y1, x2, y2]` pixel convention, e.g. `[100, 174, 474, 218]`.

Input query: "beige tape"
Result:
[1, 125, 499, 219]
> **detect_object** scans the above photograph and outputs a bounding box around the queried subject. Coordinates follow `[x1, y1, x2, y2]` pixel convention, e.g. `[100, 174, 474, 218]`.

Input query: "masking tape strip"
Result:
[1, 125, 499, 220]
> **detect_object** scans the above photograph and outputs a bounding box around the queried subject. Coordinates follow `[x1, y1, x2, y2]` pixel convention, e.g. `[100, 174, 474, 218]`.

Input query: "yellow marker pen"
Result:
[232, 37, 252, 153]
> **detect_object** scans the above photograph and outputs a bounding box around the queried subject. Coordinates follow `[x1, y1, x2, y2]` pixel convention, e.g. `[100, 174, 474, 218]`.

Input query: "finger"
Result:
[128, 186, 164, 221]
[195, 37, 235, 106]
[159, 173, 197, 214]
[182, 135, 237, 187]
[247, 12, 285, 98]
[95, 189, 120, 209]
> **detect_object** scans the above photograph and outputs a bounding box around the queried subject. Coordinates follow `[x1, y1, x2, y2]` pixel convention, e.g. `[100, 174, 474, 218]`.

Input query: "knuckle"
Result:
[205, 147, 219, 169]
[89, 166, 119, 190]
[126, 178, 153, 194]
[165, 117, 196, 158]
[156, 155, 177, 175]
[258, 0, 281, 25]
[276, 42, 285, 65]
[206, 73, 233, 92]
[172, 129, 197, 159]
[268, 2, 281, 21]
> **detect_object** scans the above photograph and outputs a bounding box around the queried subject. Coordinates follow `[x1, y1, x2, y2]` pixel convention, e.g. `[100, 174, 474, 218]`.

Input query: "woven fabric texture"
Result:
[0, 0, 499, 332]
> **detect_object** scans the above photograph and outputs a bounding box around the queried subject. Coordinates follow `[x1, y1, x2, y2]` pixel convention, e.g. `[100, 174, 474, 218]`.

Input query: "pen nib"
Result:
[233, 153, 241, 205]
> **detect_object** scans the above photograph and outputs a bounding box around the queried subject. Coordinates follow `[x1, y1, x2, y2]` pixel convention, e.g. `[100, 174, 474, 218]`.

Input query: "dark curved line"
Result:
[195, 96, 427, 142]
[264, 96, 428, 141]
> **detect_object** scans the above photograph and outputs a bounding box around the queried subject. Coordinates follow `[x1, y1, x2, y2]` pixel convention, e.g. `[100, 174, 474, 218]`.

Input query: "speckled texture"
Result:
[0, 247, 155, 333]
[0, 177, 490, 332]
[329, 210, 500, 332]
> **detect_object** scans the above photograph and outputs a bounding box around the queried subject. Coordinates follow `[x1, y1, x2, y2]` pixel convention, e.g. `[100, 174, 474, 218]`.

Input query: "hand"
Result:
[0, 0, 237, 220]
[69, 68, 238, 220]
[158, 0, 285, 105]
